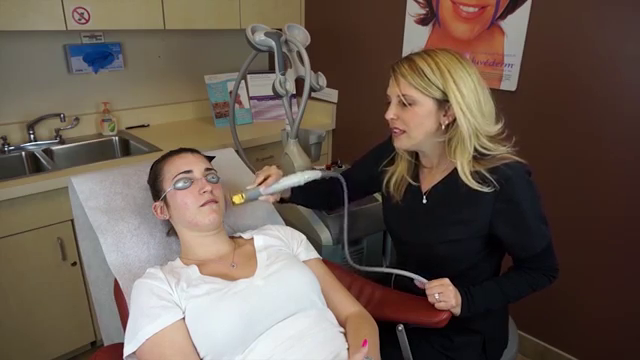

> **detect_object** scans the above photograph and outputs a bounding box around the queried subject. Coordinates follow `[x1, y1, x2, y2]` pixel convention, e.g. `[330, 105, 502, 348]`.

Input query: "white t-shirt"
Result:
[123, 225, 349, 360]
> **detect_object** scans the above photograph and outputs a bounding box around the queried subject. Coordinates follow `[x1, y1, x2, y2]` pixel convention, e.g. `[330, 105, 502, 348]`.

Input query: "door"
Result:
[0, 0, 66, 30]
[63, 0, 164, 30]
[164, 0, 240, 29]
[0, 222, 95, 360]
[240, 0, 301, 29]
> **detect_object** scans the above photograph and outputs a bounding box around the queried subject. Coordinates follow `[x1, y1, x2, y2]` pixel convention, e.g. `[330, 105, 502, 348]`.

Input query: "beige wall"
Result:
[0, 30, 268, 124]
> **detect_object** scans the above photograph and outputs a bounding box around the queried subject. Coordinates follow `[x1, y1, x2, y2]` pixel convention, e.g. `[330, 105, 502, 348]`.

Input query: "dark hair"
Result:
[147, 147, 215, 235]
[412, 0, 529, 27]
[147, 147, 215, 202]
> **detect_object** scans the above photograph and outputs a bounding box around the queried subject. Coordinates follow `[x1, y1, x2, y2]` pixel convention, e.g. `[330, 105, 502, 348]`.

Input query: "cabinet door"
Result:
[244, 141, 285, 170]
[240, 0, 301, 29]
[313, 154, 328, 167]
[0, 222, 95, 360]
[164, 0, 240, 29]
[63, 0, 164, 30]
[0, 0, 66, 30]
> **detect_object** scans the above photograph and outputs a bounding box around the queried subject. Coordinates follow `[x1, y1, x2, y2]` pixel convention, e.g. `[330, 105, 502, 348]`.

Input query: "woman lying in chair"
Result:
[122, 148, 380, 360]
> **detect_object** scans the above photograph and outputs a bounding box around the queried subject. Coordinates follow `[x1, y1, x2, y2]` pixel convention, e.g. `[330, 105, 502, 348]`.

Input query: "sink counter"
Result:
[0, 105, 335, 201]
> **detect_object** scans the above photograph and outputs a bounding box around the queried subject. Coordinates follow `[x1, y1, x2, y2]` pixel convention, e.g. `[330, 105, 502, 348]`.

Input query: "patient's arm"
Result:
[136, 319, 200, 360]
[304, 258, 380, 360]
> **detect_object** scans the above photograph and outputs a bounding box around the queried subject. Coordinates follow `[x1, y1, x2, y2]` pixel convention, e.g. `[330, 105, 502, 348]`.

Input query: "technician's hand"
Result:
[249, 165, 285, 203]
[416, 278, 462, 316]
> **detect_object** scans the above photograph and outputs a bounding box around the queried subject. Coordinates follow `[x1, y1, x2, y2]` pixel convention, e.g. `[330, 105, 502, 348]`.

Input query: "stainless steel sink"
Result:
[41, 132, 161, 169]
[0, 150, 55, 181]
[0, 131, 161, 182]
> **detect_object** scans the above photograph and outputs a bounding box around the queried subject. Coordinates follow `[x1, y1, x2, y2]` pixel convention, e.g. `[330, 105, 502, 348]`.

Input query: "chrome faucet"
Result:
[54, 116, 80, 141]
[27, 113, 66, 142]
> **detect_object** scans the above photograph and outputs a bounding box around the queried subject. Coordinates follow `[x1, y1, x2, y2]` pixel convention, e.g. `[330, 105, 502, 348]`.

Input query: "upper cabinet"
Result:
[0, 0, 66, 30]
[0, 0, 304, 31]
[240, 0, 302, 29]
[63, 0, 164, 30]
[164, 0, 240, 30]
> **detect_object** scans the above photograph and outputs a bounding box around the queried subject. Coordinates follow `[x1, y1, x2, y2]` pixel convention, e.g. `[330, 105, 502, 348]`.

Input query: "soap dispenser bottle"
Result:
[100, 102, 118, 135]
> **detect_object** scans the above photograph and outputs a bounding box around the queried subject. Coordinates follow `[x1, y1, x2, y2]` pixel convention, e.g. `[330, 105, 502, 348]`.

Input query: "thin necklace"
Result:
[422, 188, 431, 204]
[420, 162, 452, 204]
[229, 239, 238, 269]
[181, 238, 238, 269]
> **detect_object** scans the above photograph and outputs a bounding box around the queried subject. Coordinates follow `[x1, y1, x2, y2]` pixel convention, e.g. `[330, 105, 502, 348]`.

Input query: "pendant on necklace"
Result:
[422, 194, 428, 204]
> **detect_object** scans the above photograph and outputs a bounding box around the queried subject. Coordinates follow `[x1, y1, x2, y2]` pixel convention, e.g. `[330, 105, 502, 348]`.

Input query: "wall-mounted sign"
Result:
[71, 6, 91, 26]
[402, 0, 532, 91]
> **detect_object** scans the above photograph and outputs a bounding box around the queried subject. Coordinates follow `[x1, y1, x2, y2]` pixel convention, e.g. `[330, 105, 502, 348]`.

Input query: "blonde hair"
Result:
[382, 48, 523, 202]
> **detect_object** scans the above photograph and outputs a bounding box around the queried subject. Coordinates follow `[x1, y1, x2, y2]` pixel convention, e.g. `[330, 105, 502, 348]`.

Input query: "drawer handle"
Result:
[57, 237, 67, 262]
[255, 155, 275, 162]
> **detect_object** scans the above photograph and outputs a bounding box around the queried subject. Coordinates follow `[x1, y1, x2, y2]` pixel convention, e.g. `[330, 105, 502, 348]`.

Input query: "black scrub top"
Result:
[284, 137, 559, 359]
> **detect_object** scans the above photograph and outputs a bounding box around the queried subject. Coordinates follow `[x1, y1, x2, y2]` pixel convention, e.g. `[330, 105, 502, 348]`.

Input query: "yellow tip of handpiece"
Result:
[231, 193, 246, 205]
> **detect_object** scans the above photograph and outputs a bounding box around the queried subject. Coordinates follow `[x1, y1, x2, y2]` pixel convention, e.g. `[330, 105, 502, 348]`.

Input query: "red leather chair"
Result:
[91, 260, 450, 360]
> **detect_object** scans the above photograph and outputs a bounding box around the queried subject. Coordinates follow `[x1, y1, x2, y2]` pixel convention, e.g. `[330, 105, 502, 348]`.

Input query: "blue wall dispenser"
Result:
[64, 42, 125, 74]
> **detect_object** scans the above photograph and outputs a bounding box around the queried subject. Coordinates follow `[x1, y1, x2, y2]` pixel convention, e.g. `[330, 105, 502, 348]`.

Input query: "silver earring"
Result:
[441, 123, 446, 130]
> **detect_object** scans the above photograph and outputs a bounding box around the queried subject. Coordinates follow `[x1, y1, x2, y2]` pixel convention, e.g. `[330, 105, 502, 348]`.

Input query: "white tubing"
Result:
[321, 172, 429, 285]
[229, 50, 260, 173]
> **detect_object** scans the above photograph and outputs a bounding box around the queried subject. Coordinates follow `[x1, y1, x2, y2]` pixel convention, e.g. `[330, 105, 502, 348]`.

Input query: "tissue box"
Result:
[65, 42, 125, 74]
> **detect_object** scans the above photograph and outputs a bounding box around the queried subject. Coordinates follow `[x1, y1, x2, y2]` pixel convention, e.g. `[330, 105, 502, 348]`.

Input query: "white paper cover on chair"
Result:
[69, 148, 284, 344]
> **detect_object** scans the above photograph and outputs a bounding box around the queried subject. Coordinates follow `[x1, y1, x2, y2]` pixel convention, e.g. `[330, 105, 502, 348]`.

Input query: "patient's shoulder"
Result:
[246, 224, 306, 243]
[257, 224, 300, 234]
[128, 263, 186, 314]
[132, 259, 186, 296]
[132, 266, 169, 292]
[247, 225, 319, 261]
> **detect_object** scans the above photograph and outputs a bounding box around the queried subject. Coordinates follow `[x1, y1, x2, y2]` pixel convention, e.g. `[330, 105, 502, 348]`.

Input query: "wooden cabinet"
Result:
[240, 0, 302, 29]
[0, 0, 66, 30]
[0, 0, 304, 31]
[0, 221, 95, 360]
[164, 0, 240, 29]
[244, 130, 331, 170]
[245, 141, 285, 170]
[63, 0, 164, 30]
[1, 0, 304, 31]
[0, 188, 73, 239]
[313, 154, 328, 167]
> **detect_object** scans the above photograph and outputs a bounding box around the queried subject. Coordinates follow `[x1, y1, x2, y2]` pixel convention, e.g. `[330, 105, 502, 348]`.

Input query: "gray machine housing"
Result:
[274, 165, 389, 269]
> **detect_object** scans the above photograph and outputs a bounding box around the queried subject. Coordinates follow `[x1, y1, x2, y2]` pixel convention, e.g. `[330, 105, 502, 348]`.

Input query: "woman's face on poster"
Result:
[437, 0, 510, 40]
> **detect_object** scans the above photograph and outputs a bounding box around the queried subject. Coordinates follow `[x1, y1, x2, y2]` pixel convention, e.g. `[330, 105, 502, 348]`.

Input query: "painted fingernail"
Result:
[361, 339, 368, 347]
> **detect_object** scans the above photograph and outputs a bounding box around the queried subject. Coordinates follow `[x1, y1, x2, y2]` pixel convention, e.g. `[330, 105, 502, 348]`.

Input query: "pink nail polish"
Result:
[361, 339, 368, 347]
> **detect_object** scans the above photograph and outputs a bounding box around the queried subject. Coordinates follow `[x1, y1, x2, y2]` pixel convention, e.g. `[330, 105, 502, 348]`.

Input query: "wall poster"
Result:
[402, 0, 533, 91]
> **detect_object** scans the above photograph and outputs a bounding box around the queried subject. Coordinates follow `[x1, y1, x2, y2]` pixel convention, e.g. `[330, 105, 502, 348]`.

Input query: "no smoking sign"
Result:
[72, 6, 91, 26]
